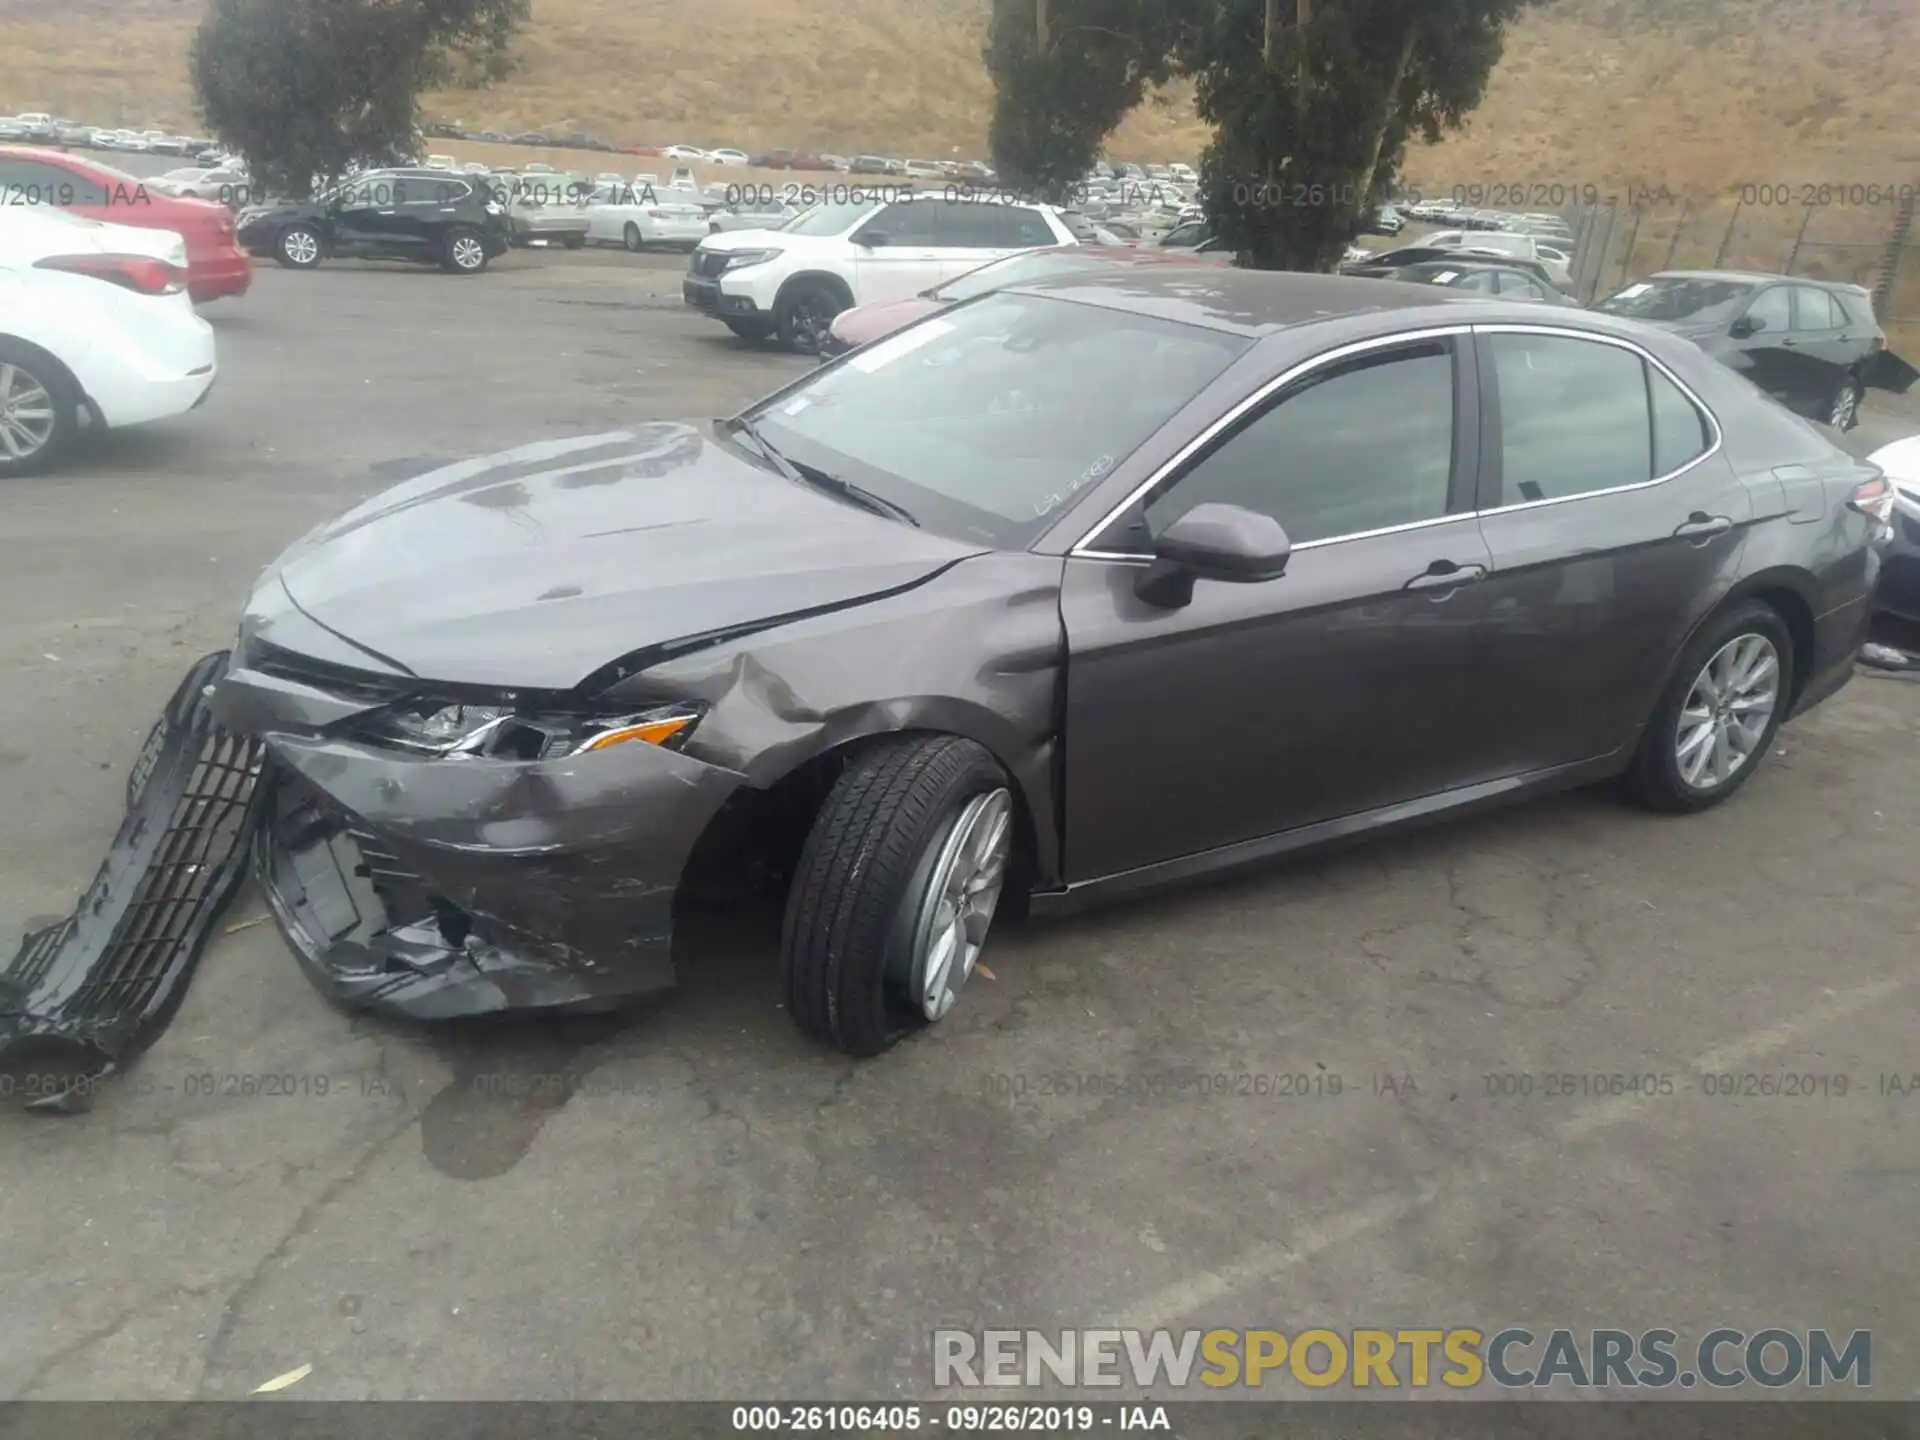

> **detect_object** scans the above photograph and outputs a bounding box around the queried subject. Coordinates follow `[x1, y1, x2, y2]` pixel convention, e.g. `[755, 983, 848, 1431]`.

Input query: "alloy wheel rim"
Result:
[1675, 633, 1780, 790]
[0, 362, 56, 459]
[284, 230, 318, 263]
[1830, 384, 1859, 429]
[453, 236, 485, 269]
[904, 788, 1013, 1022]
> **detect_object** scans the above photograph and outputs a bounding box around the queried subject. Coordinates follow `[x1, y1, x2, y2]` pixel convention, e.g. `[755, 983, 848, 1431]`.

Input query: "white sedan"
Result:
[583, 185, 709, 251]
[708, 148, 749, 166]
[0, 207, 216, 475]
[660, 145, 707, 162]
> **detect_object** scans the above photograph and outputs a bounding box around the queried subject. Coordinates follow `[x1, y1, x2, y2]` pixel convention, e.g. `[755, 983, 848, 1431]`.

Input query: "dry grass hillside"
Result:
[2, 0, 1915, 194]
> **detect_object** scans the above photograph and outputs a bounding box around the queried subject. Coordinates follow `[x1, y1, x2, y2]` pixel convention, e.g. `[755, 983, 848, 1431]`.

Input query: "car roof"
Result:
[1003, 266, 1503, 336]
[1645, 268, 1847, 289]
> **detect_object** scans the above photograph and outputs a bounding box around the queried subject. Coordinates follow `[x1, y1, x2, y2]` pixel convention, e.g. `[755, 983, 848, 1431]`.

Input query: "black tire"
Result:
[723, 317, 775, 343]
[274, 224, 323, 269]
[775, 279, 847, 355]
[1826, 374, 1864, 432]
[1623, 599, 1796, 814]
[782, 735, 1012, 1057]
[441, 225, 489, 274]
[562, 232, 586, 250]
[0, 339, 80, 478]
[623, 223, 644, 253]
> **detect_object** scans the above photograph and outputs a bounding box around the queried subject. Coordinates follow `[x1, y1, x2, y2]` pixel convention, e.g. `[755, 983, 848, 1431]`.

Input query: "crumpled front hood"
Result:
[266, 422, 986, 691]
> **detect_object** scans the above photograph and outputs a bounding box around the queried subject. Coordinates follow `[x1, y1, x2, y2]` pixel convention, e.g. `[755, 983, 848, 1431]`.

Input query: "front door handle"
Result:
[1674, 512, 1733, 540]
[1404, 560, 1487, 592]
[1780, 338, 1799, 348]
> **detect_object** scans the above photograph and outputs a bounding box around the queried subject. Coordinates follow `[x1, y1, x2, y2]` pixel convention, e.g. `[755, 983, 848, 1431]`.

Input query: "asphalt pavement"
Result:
[1, 245, 1918, 1403]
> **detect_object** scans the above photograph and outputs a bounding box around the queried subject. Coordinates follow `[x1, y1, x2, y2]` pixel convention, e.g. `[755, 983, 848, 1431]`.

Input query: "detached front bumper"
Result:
[213, 661, 747, 1021]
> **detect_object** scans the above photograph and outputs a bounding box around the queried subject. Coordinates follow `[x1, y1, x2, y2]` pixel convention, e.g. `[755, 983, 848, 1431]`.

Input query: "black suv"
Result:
[1594, 270, 1918, 432]
[235, 169, 512, 274]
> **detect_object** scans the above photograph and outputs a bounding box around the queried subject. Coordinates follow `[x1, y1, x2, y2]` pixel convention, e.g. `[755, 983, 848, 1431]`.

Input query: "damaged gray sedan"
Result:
[197, 271, 1881, 1057]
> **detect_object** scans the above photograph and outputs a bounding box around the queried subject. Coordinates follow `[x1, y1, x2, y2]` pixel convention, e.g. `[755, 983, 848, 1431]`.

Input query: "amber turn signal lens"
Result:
[578, 715, 698, 751]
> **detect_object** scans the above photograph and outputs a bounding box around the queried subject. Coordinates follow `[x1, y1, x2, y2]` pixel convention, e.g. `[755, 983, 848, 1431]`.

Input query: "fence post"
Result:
[1874, 191, 1916, 313]
[1582, 205, 1618, 302]
[1783, 202, 1818, 274]
[1660, 199, 1691, 270]
[1613, 205, 1644, 292]
[1711, 196, 1746, 268]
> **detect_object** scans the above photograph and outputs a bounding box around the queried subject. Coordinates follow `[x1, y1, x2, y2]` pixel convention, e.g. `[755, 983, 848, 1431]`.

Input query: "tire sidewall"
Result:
[624, 223, 643, 252]
[1640, 602, 1795, 811]
[0, 343, 79, 477]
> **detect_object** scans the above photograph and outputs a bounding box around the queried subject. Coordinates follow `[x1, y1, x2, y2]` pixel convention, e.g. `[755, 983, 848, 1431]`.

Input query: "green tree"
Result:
[191, 0, 530, 198]
[986, 0, 1530, 269]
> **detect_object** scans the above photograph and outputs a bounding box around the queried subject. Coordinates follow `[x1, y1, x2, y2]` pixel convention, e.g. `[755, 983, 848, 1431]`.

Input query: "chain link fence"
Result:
[1560, 191, 1920, 361]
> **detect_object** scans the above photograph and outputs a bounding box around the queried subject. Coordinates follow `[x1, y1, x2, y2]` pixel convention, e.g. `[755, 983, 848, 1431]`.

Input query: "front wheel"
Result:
[442, 226, 489, 274]
[1624, 600, 1794, 813]
[782, 736, 1015, 1057]
[275, 225, 323, 269]
[775, 281, 846, 355]
[0, 342, 80, 477]
[623, 222, 644, 253]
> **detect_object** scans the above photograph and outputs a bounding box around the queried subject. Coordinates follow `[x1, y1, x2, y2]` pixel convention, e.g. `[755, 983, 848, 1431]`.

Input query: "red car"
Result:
[819, 242, 1232, 358]
[0, 145, 252, 302]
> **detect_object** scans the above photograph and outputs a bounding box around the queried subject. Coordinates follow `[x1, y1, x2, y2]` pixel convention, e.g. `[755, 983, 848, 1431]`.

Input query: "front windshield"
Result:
[1596, 276, 1755, 324]
[744, 292, 1248, 547]
[782, 198, 884, 236]
[930, 250, 1110, 303]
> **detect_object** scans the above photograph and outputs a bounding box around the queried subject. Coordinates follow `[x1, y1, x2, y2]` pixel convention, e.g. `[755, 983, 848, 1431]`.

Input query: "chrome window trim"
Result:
[1069, 325, 1474, 562]
[1468, 322, 1724, 517]
[1068, 319, 1724, 562]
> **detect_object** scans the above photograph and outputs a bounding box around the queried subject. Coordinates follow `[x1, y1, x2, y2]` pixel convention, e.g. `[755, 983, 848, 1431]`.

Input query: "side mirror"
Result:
[1135, 502, 1292, 608]
[1730, 315, 1760, 338]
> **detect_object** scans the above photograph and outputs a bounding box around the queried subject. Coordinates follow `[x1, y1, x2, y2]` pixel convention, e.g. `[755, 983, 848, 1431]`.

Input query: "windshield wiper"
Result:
[722, 416, 920, 528]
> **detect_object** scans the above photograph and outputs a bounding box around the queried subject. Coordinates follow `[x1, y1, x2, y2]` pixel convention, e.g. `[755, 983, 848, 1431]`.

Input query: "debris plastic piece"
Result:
[252, 1363, 313, 1394]
[1858, 648, 1920, 683]
[0, 651, 264, 1111]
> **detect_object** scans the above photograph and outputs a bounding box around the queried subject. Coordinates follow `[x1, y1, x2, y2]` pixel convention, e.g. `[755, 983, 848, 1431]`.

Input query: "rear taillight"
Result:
[1848, 475, 1896, 525]
[34, 252, 188, 295]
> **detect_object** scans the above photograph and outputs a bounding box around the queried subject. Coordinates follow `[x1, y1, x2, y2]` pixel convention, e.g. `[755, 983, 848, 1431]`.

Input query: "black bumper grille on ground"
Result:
[0, 652, 264, 1104]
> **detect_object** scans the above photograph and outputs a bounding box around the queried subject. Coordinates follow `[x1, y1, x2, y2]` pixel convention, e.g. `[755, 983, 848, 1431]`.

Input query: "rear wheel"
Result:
[782, 736, 1015, 1057]
[775, 280, 846, 355]
[0, 342, 79, 477]
[1826, 375, 1863, 431]
[623, 223, 645, 253]
[1624, 600, 1794, 813]
[275, 224, 322, 269]
[442, 226, 489, 274]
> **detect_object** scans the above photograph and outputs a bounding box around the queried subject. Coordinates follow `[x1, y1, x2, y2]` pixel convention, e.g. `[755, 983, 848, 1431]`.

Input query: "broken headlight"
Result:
[351, 699, 705, 760]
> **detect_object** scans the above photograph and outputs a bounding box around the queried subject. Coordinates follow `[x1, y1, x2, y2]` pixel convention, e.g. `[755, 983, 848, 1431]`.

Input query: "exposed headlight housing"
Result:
[351, 699, 705, 760]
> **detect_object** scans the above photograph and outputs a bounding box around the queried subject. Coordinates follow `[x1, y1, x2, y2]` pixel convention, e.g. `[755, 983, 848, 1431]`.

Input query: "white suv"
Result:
[683, 193, 1079, 350]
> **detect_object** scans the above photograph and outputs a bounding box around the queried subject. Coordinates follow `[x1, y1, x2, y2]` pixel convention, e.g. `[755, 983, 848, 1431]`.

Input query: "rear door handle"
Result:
[1780, 338, 1799, 349]
[1674, 513, 1733, 540]
[1404, 561, 1487, 592]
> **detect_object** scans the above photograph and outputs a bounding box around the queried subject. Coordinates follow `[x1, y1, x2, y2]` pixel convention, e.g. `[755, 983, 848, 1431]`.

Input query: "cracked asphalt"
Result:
[1, 246, 1918, 1402]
